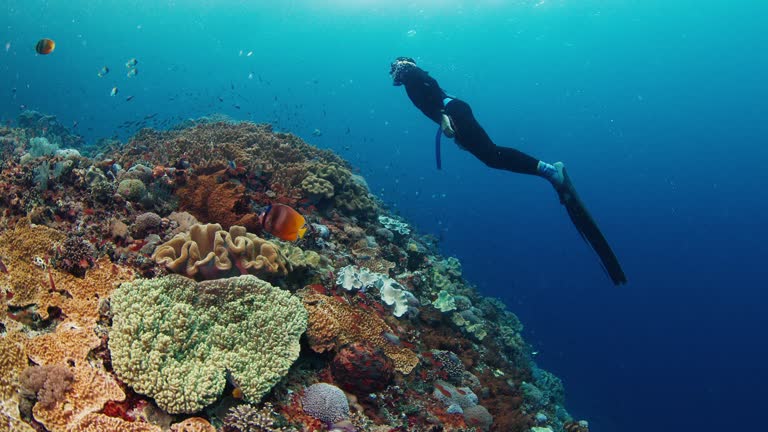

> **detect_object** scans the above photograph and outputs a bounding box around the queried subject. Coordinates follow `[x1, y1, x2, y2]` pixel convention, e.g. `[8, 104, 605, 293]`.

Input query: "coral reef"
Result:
[0, 116, 587, 432]
[109, 274, 307, 413]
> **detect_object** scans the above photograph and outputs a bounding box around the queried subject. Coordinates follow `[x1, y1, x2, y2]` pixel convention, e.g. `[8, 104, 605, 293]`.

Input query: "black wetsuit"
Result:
[399, 66, 540, 175]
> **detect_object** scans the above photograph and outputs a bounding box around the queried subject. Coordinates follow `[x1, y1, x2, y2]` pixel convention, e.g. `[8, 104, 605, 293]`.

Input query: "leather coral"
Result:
[152, 223, 287, 280]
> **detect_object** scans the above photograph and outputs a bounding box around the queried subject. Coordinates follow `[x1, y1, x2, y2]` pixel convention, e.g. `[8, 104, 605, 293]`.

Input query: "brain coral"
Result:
[109, 274, 308, 414]
[300, 383, 350, 425]
[152, 223, 287, 280]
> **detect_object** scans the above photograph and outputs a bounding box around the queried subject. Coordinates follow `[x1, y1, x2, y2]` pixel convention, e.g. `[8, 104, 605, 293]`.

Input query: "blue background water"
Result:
[2, 1, 767, 430]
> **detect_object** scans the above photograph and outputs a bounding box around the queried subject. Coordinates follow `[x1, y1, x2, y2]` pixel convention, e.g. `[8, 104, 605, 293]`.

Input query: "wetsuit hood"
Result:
[390, 57, 417, 86]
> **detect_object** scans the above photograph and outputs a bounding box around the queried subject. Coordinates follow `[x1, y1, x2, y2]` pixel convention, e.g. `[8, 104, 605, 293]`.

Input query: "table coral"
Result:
[153, 223, 287, 280]
[301, 291, 419, 374]
[109, 274, 308, 414]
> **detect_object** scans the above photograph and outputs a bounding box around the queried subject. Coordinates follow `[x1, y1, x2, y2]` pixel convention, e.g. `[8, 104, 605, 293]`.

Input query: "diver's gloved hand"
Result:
[441, 113, 455, 138]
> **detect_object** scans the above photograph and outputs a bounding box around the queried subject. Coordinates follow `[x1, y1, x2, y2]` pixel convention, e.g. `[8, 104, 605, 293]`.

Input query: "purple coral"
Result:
[133, 212, 163, 238]
[55, 235, 94, 277]
[300, 383, 350, 425]
[19, 365, 74, 409]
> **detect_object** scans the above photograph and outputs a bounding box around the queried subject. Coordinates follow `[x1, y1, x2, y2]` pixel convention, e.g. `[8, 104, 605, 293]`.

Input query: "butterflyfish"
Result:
[35, 38, 55, 55]
[258, 204, 308, 241]
[97, 66, 109, 77]
[125, 58, 138, 68]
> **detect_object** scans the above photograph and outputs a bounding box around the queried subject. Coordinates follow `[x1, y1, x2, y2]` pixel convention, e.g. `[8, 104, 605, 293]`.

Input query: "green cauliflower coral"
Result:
[109, 274, 307, 414]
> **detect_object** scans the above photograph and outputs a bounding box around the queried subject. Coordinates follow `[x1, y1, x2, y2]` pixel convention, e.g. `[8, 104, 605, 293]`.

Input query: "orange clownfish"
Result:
[35, 38, 55, 55]
[258, 204, 308, 241]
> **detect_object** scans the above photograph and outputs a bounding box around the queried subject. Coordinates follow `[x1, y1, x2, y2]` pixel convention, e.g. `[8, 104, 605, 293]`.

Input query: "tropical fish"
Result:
[97, 66, 109, 77]
[110, 86, 118, 96]
[258, 204, 308, 241]
[35, 38, 55, 55]
[127, 68, 138, 78]
[125, 58, 138, 68]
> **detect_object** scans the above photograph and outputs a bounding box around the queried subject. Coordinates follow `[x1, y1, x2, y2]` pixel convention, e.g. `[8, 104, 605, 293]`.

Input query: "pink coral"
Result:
[19, 365, 74, 409]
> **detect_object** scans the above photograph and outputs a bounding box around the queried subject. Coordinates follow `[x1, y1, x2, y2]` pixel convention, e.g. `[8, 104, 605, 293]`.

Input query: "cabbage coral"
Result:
[109, 274, 308, 414]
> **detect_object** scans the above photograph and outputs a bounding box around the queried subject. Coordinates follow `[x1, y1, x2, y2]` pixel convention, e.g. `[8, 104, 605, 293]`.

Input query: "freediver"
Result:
[390, 57, 627, 285]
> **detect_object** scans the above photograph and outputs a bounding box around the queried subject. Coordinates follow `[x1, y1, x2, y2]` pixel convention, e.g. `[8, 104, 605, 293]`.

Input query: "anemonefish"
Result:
[35, 38, 55, 55]
[258, 204, 308, 241]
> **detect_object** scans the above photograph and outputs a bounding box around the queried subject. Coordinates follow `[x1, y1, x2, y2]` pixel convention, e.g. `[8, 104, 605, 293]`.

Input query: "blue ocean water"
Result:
[2, 1, 767, 431]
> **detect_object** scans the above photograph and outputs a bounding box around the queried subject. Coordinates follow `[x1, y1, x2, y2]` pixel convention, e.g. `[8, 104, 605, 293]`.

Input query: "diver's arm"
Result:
[401, 67, 447, 124]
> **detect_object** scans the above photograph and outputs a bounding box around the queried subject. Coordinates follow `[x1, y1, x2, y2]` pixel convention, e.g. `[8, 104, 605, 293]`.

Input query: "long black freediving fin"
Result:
[557, 166, 627, 286]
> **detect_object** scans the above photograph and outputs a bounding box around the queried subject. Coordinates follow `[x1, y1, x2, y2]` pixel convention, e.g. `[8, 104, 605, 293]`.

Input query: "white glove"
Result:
[441, 113, 455, 138]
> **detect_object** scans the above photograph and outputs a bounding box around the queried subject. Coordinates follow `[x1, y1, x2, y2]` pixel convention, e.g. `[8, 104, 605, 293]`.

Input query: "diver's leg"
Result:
[445, 100, 542, 175]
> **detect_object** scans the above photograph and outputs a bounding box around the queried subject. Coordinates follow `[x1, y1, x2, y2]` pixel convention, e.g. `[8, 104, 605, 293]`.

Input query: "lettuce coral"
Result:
[109, 274, 307, 414]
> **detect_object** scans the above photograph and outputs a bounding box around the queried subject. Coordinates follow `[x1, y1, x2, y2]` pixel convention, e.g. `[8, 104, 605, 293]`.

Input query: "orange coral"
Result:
[0, 331, 33, 432]
[32, 365, 125, 432]
[70, 413, 162, 432]
[177, 170, 259, 230]
[0, 219, 66, 313]
[0, 221, 135, 432]
[169, 417, 216, 432]
[152, 223, 287, 280]
[301, 291, 419, 374]
[0, 220, 134, 324]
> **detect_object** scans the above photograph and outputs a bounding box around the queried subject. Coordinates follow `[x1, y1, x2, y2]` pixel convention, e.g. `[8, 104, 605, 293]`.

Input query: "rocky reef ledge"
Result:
[0, 116, 589, 432]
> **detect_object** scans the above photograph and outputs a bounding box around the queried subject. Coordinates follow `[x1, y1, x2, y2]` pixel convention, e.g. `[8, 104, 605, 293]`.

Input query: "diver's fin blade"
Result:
[559, 172, 627, 286]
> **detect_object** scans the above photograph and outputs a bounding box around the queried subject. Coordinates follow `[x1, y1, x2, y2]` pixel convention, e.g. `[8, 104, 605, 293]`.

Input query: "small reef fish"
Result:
[125, 95, 134, 102]
[97, 66, 109, 77]
[125, 58, 138, 68]
[110, 86, 118, 96]
[258, 204, 308, 241]
[35, 38, 55, 55]
[127, 68, 138, 78]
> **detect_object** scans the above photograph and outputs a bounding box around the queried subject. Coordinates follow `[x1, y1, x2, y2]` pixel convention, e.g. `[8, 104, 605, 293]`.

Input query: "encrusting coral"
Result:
[109, 274, 308, 414]
[177, 169, 260, 231]
[301, 290, 419, 374]
[152, 223, 287, 280]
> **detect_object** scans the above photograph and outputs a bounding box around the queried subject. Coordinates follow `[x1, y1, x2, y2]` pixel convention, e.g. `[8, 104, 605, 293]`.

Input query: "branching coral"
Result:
[109, 274, 308, 413]
[152, 223, 287, 280]
[53, 235, 95, 277]
[222, 403, 288, 432]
